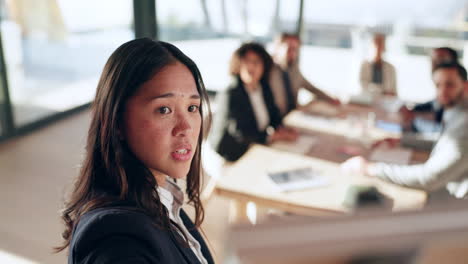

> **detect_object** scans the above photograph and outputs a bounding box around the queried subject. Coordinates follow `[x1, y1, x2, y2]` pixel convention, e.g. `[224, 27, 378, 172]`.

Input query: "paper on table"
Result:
[306, 101, 340, 116]
[271, 135, 317, 155]
[268, 167, 330, 192]
[284, 111, 339, 131]
[369, 146, 412, 165]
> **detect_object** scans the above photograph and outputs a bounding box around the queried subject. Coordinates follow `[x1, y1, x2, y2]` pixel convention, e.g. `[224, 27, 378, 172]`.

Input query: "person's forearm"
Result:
[303, 79, 334, 101]
[367, 150, 466, 192]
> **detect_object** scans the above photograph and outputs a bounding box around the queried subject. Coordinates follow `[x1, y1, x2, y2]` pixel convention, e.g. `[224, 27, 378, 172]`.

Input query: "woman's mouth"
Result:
[171, 148, 192, 161]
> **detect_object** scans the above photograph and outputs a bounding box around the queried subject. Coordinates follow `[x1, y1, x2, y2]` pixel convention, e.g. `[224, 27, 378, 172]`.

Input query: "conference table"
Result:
[213, 97, 430, 221]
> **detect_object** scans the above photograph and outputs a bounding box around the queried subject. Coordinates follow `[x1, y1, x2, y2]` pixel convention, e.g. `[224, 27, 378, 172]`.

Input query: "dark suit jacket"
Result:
[413, 99, 444, 124]
[411, 100, 444, 132]
[68, 205, 214, 264]
[209, 76, 282, 161]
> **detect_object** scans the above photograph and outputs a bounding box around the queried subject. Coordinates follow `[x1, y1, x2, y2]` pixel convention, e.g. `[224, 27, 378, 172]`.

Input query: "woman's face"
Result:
[122, 62, 201, 184]
[239, 50, 264, 87]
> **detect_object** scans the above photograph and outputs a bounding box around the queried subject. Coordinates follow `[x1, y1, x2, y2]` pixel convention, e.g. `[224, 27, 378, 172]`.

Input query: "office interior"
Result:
[0, 0, 467, 263]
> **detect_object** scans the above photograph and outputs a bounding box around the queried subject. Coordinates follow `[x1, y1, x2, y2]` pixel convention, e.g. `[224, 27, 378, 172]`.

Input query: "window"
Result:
[1, 0, 134, 126]
[302, 0, 467, 102]
[157, 0, 301, 93]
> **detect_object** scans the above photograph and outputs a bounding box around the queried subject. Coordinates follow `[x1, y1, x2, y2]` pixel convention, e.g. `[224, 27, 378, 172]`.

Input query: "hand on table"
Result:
[328, 98, 341, 106]
[371, 137, 400, 149]
[270, 126, 299, 142]
[399, 105, 415, 129]
[341, 156, 370, 176]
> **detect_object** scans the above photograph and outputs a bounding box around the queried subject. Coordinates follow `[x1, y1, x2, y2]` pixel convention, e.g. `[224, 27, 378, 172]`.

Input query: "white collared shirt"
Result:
[245, 84, 270, 131]
[157, 180, 208, 264]
[368, 99, 468, 199]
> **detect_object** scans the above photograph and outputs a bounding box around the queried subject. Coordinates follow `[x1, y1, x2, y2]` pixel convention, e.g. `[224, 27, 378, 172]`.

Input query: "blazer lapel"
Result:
[180, 210, 215, 264]
[236, 79, 260, 131]
[169, 226, 202, 264]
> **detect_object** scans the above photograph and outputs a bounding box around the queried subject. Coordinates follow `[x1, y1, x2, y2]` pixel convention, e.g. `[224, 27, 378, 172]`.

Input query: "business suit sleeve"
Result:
[84, 235, 158, 264]
[413, 101, 435, 112]
[386, 63, 397, 94]
[359, 61, 371, 92]
[368, 134, 468, 192]
[299, 71, 334, 102]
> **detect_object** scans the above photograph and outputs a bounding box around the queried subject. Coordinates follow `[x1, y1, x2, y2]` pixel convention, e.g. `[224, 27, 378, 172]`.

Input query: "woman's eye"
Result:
[158, 106, 172, 114]
[188, 105, 199, 112]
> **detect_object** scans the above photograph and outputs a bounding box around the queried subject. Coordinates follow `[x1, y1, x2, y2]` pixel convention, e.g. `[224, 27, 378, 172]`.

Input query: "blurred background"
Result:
[0, 0, 467, 133]
[0, 0, 467, 263]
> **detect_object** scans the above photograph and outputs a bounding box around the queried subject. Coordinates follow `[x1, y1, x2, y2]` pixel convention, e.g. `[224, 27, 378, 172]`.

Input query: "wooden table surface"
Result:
[214, 99, 429, 218]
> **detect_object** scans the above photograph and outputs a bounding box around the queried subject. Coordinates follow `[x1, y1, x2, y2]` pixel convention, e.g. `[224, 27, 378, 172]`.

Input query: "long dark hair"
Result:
[56, 38, 211, 252]
[229, 42, 273, 81]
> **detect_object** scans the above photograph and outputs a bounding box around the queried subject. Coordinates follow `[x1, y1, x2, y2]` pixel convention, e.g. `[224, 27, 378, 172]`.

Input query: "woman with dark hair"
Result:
[210, 42, 297, 162]
[56, 38, 214, 264]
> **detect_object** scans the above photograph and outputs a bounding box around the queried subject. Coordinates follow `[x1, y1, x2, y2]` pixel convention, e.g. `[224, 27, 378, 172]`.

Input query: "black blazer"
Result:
[68, 205, 214, 264]
[209, 76, 282, 161]
[413, 99, 444, 124]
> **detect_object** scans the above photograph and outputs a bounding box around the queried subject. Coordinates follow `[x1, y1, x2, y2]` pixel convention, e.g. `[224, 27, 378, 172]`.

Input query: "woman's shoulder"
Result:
[70, 205, 164, 253]
[77, 205, 151, 231]
[69, 205, 172, 263]
[225, 76, 244, 91]
[216, 77, 245, 102]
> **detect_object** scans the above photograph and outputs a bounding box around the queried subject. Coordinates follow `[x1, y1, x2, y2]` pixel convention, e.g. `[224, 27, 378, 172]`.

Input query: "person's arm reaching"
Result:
[367, 135, 468, 192]
[300, 72, 340, 105]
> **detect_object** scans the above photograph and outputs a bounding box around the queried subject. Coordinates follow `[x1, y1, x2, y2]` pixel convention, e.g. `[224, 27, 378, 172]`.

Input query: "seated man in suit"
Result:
[269, 32, 339, 117]
[210, 42, 298, 162]
[342, 62, 468, 201]
[359, 33, 397, 96]
[400, 47, 459, 133]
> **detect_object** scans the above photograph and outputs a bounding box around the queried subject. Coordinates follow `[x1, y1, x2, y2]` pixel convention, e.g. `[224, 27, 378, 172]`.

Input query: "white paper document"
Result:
[271, 135, 317, 155]
[369, 146, 412, 165]
[307, 101, 340, 116]
[268, 167, 330, 192]
[285, 111, 339, 131]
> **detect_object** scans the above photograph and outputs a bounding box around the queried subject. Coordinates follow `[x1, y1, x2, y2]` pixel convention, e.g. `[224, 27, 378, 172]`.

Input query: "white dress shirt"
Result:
[158, 180, 208, 264]
[245, 84, 270, 131]
[368, 99, 468, 199]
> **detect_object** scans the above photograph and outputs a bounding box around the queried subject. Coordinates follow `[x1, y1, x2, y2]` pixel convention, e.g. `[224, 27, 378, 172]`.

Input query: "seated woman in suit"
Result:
[210, 42, 298, 162]
[56, 38, 214, 264]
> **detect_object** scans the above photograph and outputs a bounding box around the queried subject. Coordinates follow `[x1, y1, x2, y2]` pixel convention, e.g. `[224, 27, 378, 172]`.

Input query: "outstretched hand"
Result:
[329, 98, 341, 106]
[270, 126, 299, 142]
[341, 156, 370, 176]
[371, 138, 400, 149]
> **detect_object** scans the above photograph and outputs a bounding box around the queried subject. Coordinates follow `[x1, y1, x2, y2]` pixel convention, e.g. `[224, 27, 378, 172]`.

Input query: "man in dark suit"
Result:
[400, 47, 459, 133]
